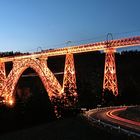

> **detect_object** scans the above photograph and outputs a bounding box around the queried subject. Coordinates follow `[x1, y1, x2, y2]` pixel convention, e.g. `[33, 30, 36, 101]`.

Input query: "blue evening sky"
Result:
[0, 0, 140, 52]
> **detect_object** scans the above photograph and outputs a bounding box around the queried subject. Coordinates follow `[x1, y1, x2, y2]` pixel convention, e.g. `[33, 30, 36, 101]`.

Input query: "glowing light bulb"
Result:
[8, 98, 14, 106]
[71, 71, 74, 74]
[73, 92, 77, 96]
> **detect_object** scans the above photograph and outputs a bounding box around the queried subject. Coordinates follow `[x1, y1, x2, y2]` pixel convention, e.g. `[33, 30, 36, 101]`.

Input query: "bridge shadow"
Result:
[0, 68, 56, 134]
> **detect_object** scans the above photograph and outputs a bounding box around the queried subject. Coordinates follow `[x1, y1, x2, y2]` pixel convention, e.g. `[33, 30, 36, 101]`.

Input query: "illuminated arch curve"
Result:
[1, 58, 62, 101]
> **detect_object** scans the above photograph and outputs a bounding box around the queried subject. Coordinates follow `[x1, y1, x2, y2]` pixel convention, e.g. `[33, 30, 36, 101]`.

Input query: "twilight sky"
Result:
[0, 0, 140, 52]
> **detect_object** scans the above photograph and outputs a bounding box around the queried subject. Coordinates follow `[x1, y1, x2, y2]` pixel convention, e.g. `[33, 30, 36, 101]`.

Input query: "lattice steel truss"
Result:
[103, 49, 118, 96]
[1, 58, 62, 104]
[62, 53, 77, 107]
[0, 36, 140, 106]
[0, 62, 6, 92]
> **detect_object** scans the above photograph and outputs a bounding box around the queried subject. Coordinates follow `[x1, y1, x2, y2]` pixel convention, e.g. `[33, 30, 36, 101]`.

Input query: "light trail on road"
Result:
[85, 106, 140, 136]
[106, 107, 140, 127]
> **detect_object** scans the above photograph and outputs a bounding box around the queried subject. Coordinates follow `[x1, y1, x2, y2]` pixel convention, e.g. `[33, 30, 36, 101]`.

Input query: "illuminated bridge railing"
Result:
[0, 36, 140, 62]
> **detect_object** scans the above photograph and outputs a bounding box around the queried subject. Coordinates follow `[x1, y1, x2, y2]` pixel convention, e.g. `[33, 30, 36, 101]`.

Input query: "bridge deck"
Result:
[0, 36, 140, 62]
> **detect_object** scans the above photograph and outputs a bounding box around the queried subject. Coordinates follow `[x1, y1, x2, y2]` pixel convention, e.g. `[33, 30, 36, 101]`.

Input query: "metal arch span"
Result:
[1, 58, 62, 102]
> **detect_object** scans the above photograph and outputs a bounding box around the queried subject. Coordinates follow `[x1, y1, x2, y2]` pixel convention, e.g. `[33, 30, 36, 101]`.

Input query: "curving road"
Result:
[86, 106, 140, 134]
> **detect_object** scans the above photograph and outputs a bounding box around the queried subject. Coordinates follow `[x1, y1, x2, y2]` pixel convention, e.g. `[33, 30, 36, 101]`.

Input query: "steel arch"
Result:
[1, 58, 62, 102]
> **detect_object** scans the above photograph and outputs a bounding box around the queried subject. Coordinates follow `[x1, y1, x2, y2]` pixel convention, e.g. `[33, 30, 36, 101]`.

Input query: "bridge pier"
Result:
[62, 53, 78, 107]
[103, 48, 118, 96]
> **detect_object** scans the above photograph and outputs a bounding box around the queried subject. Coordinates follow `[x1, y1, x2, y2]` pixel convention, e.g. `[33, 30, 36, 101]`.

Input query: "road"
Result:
[85, 106, 140, 135]
[0, 116, 128, 140]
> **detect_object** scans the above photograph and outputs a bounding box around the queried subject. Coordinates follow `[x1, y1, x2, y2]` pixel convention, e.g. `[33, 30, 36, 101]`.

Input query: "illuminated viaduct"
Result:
[0, 36, 140, 106]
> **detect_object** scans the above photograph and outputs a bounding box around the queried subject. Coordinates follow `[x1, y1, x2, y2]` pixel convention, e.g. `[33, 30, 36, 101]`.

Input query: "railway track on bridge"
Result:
[0, 36, 140, 62]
